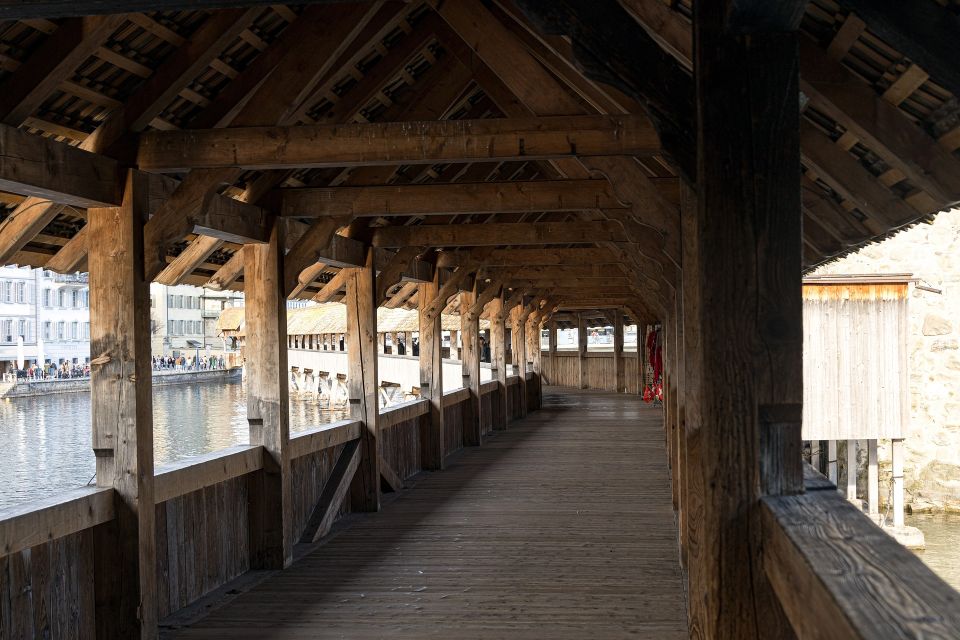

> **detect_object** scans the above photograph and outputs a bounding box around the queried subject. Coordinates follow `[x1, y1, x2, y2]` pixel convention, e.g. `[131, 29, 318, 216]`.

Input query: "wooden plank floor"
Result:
[169, 388, 687, 639]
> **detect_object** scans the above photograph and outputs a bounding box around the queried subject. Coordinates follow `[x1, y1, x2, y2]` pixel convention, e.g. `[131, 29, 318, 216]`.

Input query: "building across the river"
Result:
[0, 265, 91, 373]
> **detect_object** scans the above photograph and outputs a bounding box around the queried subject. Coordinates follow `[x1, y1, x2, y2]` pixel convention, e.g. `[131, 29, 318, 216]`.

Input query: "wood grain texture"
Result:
[166, 389, 686, 639]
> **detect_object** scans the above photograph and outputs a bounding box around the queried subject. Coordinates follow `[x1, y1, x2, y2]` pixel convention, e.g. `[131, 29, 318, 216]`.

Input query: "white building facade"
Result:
[150, 283, 244, 358]
[0, 266, 91, 373]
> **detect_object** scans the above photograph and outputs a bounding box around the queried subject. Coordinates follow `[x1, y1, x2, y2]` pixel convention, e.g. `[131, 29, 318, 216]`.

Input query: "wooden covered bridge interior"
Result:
[1, 0, 960, 637]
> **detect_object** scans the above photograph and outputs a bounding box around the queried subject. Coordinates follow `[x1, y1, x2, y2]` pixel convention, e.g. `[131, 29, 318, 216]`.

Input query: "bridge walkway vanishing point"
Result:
[166, 388, 686, 639]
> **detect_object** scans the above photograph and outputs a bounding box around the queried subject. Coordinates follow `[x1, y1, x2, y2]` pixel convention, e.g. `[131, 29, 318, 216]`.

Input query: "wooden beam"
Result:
[88, 170, 156, 639]
[300, 439, 360, 543]
[374, 247, 421, 307]
[205, 250, 245, 291]
[384, 281, 419, 309]
[488, 292, 508, 430]
[438, 247, 619, 268]
[282, 217, 349, 298]
[694, 4, 803, 636]
[0, 122, 119, 207]
[345, 248, 380, 511]
[137, 114, 660, 172]
[244, 221, 292, 569]
[155, 235, 224, 286]
[372, 221, 621, 248]
[378, 455, 404, 493]
[312, 267, 351, 304]
[281, 179, 630, 217]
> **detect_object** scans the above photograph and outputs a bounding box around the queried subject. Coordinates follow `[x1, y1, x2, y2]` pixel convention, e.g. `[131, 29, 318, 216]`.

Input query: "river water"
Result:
[906, 513, 960, 592]
[0, 379, 347, 510]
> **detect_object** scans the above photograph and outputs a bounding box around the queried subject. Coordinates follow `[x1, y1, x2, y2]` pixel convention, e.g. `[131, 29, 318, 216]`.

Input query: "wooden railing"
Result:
[763, 465, 960, 638]
[542, 352, 641, 393]
[0, 377, 535, 634]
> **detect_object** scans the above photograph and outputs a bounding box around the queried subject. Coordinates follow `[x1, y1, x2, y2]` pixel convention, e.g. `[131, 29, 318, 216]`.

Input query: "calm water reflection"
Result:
[0, 379, 347, 510]
[907, 512, 960, 593]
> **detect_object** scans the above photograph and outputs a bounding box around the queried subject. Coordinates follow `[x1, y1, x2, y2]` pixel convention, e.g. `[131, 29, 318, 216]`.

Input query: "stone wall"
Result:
[814, 209, 960, 512]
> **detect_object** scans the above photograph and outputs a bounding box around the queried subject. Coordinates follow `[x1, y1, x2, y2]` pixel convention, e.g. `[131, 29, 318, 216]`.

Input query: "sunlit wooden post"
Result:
[526, 312, 542, 410]
[512, 306, 528, 418]
[89, 169, 157, 640]
[577, 312, 587, 389]
[460, 282, 482, 446]
[489, 292, 508, 429]
[346, 248, 380, 511]
[419, 272, 445, 469]
[243, 218, 292, 569]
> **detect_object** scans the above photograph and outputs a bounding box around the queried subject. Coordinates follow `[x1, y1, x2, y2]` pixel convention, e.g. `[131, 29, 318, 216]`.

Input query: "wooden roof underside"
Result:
[0, 0, 957, 323]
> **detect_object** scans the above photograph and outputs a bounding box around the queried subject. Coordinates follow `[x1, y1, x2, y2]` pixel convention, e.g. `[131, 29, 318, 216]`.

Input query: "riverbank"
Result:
[0, 367, 242, 398]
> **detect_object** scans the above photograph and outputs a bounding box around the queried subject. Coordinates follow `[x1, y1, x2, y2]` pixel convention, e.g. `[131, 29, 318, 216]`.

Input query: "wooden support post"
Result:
[346, 248, 379, 511]
[577, 312, 587, 389]
[637, 323, 646, 395]
[694, 3, 804, 636]
[846, 439, 858, 501]
[614, 308, 625, 393]
[548, 319, 557, 385]
[244, 219, 292, 569]
[892, 437, 905, 528]
[419, 272, 445, 469]
[526, 314, 542, 410]
[868, 439, 879, 516]
[680, 178, 705, 632]
[513, 307, 528, 418]
[89, 170, 157, 640]
[810, 440, 820, 471]
[828, 439, 839, 485]
[489, 293, 508, 429]
[460, 284, 482, 446]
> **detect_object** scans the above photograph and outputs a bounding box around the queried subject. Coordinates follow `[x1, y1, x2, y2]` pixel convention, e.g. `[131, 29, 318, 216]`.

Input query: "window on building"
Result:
[2, 319, 11, 342]
[58, 290, 66, 307]
[17, 319, 25, 339]
[71, 322, 78, 340]
[168, 320, 175, 335]
[43, 322, 51, 340]
[82, 322, 89, 340]
[168, 294, 174, 308]
[15, 282, 24, 303]
[57, 322, 64, 340]
[3, 282, 10, 303]
[42, 289, 50, 307]
[177, 295, 184, 308]
[72, 290, 79, 308]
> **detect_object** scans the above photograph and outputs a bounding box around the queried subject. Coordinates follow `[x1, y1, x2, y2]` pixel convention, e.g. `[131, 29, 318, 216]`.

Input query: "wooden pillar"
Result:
[346, 249, 380, 511]
[526, 314, 542, 409]
[489, 293, 508, 429]
[637, 323, 646, 395]
[89, 170, 157, 640]
[694, 3, 804, 636]
[548, 319, 557, 385]
[244, 219, 292, 569]
[680, 178, 705, 633]
[419, 273, 445, 469]
[460, 285, 481, 446]
[614, 308, 625, 393]
[892, 437, 905, 528]
[868, 439, 879, 516]
[513, 307, 528, 418]
[577, 312, 587, 389]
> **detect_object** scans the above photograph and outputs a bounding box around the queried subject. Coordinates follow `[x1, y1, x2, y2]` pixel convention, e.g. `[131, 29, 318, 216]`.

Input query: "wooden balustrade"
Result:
[0, 381, 534, 635]
[542, 352, 641, 393]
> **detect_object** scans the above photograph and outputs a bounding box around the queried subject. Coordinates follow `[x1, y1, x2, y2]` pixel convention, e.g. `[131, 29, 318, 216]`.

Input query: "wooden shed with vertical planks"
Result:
[0, 0, 960, 638]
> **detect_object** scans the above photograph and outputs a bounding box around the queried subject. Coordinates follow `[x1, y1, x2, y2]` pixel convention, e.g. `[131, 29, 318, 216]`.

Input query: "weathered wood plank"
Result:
[419, 274, 445, 470]
[154, 446, 263, 504]
[289, 420, 362, 460]
[0, 488, 113, 558]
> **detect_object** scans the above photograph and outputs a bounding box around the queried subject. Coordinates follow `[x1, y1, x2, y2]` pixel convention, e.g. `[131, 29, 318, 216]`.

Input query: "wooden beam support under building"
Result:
[243, 221, 292, 570]
[418, 271, 445, 470]
[88, 170, 157, 639]
[693, 3, 804, 637]
[345, 248, 380, 512]
[137, 114, 660, 172]
[280, 179, 632, 217]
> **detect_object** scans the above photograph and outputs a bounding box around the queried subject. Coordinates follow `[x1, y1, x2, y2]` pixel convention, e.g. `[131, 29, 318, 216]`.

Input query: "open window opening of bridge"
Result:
[1, 0, 960, 638]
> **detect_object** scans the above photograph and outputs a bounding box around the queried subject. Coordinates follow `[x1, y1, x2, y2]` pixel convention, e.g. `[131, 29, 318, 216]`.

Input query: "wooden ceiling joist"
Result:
[280, 179, 633, 217]
[137, 113, 660, 173]
[371, 221, 622, 249]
